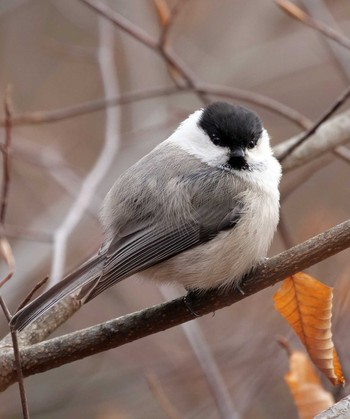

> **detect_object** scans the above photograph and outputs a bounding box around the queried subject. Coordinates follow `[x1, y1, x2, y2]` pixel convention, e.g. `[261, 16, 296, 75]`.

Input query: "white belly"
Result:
[142, 187, 280, 291]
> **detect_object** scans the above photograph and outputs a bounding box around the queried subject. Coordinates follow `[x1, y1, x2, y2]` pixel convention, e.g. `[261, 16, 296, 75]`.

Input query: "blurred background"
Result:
[0, 0, 350, 418]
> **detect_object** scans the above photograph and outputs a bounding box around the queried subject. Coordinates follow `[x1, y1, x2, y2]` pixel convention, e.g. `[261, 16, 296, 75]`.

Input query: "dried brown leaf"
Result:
[285, 350, 334, 419]
[274, 272, 345, 385]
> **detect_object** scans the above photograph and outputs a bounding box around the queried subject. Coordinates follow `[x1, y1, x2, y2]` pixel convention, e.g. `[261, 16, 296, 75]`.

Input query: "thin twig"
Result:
[1, 297, 29, 419]
[16, 277, 49, 313]
[279, 85, 350, 161]
[80, 0, 159, 49]
[50, 18, 121, 284]
[0, 86, 180, 127]
[158, 0, 190, 48]
[0, 84, 311, 129]
[196, 83, 312, 129]
[0, 91, 15, 288]
[0, 231, 15, 288]
[301, 0, 350, 80]
[275, 0, 350, 50]
[154, 0, 190, 87]
[8, 327, 30, 419]
[0, 89, 29, 418]
[1, 88, 13, 223]
[80, 0, 312, 113]
[146, 371, 182, 419]
[159, 287, 240, 419]
[0, 295, 11, 321]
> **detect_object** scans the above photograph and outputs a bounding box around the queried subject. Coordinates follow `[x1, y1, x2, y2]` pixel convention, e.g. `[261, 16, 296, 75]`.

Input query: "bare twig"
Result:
[1, 88, 13, 224]
[0, 91, 15, 288]
[80, 0, 159, 49]
[0, 218, 349, 391]
[146, 371, 182, 419]
[158, 0, 190, 49]
[153, 0, 189, 87]
[160, 287, 240, 419]
[0, 295, 11, 320]
[301, 0, 350, 80]
[196, 83, 312, 129]
[279, 85, 350, 161]
[16, 277, 49, 313]
[0, 231, 15, 288]
[275, 0, 350, 50]
[0, 86, 180, 127]
[0, 89, 29, 418]
[50, 17, 121, 284]
[79, 0, 310, 119]
[0, 83, 311, 129]
[7, 327, 30, 419]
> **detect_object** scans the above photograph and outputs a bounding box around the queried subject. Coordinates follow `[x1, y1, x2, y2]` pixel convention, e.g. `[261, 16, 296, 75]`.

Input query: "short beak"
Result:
[230, 146, 245, 158]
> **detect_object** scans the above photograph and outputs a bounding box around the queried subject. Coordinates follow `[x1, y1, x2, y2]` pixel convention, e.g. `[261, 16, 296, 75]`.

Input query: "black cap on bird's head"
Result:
[198, 102, 263, 170]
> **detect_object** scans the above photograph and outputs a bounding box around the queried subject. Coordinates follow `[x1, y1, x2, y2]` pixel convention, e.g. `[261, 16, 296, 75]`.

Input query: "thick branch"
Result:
[274, 109, 350, 171]
[0, 219, 349, 391]
[315, 394, 350, 419]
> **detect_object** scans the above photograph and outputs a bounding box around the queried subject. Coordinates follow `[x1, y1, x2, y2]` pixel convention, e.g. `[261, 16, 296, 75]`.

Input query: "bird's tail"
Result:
[10, 253, 106, 332]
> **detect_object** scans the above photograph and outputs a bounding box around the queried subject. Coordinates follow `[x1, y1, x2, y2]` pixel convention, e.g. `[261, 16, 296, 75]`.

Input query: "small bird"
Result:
[11, 102, 281, 331]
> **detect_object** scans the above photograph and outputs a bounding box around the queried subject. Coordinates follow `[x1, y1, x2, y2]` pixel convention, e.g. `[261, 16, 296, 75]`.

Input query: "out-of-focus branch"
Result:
[158, 0, 190, 49]
[146, 371, 182, 419]
[79, 0, 311, 123]
[279, 85, 350, 161]
[49, 17, 121, 284]
[0, 86, 180, 127]
[0, 84, 311, 129]
[274, 109, 350, 171]
[0, 90, 30, 419]
[275, 0, 350, 50]
[81, 0, 159, 49]
[0, 218, 349, 391]
[159, 286, 240, 419]
[196, 83, 312, 129]
[300, 0, 350, 79]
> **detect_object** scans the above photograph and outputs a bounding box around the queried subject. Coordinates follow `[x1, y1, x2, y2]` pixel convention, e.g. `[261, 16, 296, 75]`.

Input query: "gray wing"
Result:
[80, 201, 243, 302]
[11, 146, 245, 331]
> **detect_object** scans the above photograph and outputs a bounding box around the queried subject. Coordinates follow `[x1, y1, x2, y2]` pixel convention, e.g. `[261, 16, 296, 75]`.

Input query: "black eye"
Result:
[247, 140, 256, 149]
[211, 134, 220, 145]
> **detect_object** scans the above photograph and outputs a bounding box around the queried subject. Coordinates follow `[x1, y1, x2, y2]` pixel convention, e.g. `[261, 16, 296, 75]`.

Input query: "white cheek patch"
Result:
[245, 129, 272, 163]
[166, 110, 229, 167]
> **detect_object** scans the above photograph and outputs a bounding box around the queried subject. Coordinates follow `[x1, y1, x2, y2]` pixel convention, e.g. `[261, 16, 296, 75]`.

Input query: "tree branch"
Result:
[274, 109, 350, 171]
[0, 218, 349, 391]
[315, 394, 350, 419]
[275, 0, 350, 50]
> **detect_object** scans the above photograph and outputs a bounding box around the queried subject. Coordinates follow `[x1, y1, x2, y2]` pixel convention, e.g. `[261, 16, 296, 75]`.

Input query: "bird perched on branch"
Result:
[11, 102, 281, 331]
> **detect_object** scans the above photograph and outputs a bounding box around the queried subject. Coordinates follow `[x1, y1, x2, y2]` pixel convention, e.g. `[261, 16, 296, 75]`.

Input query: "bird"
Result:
[10, 101, 281, 331]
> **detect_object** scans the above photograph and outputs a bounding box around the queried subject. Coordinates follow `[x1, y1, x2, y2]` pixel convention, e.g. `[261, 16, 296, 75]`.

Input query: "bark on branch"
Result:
[0, 218, 349, 391]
